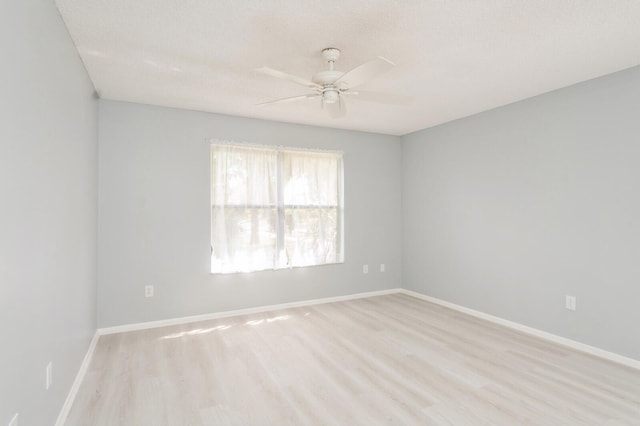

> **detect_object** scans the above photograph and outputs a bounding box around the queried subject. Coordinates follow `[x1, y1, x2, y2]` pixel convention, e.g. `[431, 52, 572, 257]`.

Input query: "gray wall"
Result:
[403, 65, 640, 360]
[98, 100, 402, 327]
[0, 0, 98, 424]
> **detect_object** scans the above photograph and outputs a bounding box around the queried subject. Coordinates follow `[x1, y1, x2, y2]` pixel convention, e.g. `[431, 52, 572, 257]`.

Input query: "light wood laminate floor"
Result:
[66, 294, 640, 425]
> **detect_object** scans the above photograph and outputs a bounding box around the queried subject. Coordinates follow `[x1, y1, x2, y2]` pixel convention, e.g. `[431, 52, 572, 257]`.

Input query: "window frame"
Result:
[210, 141, 344, 274]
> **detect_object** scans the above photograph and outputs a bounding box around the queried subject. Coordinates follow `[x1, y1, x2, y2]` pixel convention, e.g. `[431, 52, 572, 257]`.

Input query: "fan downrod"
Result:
[313, 48, 344, 87]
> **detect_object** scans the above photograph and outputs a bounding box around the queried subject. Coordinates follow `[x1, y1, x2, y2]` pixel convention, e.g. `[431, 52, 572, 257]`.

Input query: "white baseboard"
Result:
[55, 331, 100, 426]
[399, 289, 640, 371]
[93, 285, 637, 368]
[98, 288, 403, 335]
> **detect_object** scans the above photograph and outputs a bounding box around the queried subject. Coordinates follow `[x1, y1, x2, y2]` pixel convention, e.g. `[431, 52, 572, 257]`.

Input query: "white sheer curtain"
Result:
[211, 144, 278, 273]
[282, 150, 343, 267]
[211, 142, 343, 274]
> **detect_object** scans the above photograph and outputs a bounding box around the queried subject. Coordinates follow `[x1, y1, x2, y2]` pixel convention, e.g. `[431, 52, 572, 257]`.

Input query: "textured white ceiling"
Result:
[56, 0, 640, 135]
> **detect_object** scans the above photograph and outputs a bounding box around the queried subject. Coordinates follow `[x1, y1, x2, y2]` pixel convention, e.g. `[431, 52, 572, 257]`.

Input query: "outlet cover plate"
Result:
[565, 295, 576, 311]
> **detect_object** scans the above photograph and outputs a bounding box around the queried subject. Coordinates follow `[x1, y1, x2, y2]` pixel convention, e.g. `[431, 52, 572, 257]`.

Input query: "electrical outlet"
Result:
[9, 413, 18, 426]
[363, 264, 369, 274]
[380, 263, 386, 272]
[46, 362, 52, 390]
[565, 295, 576, 311]
[145, 285, 154, 298]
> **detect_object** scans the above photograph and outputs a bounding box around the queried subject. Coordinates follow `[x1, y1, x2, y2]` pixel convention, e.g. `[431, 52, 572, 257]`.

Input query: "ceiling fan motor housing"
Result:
[313, 70, 344, 85]
[314, 48, 344, 86]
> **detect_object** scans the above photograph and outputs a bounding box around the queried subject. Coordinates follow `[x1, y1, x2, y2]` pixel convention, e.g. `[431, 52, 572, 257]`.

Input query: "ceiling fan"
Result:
[256, 48, 412, 118]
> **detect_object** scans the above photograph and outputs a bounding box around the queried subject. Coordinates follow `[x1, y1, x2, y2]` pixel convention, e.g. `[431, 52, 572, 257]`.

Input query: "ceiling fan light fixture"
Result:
[323, 89, 339, 104]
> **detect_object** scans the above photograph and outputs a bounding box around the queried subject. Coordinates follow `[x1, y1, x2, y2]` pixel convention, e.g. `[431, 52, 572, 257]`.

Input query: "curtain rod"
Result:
[208, 139, 344, 156]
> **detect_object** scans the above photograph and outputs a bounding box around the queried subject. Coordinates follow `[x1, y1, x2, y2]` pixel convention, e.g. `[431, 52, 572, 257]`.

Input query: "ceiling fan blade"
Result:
[257, 94, 319, 106]
[326, 97, 347, 119]
[344, 90, 413, 105]
[335, 57, 395, 89]
[256, 67, 320, 89]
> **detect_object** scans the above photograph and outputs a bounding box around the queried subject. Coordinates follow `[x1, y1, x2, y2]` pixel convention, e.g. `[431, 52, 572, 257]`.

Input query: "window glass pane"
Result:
[284, 207, 338, 267]
[211, 207, 277, 273]
[281, 150, 343, 268]
[211, 144, 278, 273]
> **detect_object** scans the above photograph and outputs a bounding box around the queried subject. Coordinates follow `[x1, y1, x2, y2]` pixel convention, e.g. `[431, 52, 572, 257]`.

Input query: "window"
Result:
[210, 142, 343, 273]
